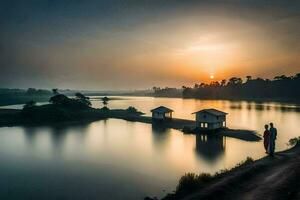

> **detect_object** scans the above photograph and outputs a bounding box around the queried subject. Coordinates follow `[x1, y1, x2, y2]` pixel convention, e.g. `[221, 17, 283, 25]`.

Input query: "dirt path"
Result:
[241, 156, 300, 200]
[182, 144, 300, 200]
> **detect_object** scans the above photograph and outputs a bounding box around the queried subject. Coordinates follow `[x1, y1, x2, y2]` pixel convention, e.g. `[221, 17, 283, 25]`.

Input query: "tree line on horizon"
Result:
[152, 72, 300, 101]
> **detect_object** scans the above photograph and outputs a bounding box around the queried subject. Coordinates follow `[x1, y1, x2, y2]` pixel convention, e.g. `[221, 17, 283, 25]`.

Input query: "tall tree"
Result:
[246, 76, 252, 82]
[221, 79, 227, 86]
[75, 92, 91, 106]
[101, 96, 109, 108]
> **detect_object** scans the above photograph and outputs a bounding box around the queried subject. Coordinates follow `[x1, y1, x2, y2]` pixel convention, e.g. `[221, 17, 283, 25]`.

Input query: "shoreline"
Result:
[0, 107, 261, 142]
[102, 94, 300, 105]
[1, 104, 298, 200]
[147, 141, 300, 200]
[1, 95, 300, 107]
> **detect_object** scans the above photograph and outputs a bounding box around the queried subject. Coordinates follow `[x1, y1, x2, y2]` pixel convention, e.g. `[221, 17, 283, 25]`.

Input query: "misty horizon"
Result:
[1, 0, 300, 90]
[1, 2, 300, 199]
[2, 72, 299, 92]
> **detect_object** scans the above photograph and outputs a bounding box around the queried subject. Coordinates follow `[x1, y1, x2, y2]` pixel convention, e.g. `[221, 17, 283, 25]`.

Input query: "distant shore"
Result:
[1, 92, 300, 107]
[143, 94, 300, 105]
[83, 93, 300, 104]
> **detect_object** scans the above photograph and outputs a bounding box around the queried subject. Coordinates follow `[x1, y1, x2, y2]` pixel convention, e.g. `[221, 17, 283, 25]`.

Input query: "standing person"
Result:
[263, 124, 270, 154]
[269, 123, 277, 156]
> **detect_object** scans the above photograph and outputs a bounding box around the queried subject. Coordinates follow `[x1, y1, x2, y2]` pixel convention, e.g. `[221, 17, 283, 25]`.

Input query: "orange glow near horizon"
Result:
[3, 2, 299, 90]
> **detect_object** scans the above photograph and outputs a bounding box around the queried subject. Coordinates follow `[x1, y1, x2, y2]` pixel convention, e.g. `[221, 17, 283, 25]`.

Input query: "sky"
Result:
[1, 0, 300, 90]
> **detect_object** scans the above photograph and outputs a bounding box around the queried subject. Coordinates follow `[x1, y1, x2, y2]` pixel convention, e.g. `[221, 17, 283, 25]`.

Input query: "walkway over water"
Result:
[110, 113, 261, 141]
[0, 108, 261, 142]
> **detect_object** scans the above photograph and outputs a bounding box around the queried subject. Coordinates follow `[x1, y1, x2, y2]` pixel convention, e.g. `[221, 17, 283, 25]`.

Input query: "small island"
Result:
[0, 93, 144, 127]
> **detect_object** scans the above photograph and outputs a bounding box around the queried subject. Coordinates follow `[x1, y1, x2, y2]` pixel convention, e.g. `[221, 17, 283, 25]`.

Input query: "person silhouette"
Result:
[263, 124, 270, 154]
[269, 123, 277, 156]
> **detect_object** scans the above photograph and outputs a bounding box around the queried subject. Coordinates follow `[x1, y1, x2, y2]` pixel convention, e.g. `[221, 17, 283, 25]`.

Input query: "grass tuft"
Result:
[288, 137, 300, 146]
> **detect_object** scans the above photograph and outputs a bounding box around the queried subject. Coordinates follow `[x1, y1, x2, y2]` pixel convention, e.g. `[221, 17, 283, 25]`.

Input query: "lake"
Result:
[0, 96, 299, 199]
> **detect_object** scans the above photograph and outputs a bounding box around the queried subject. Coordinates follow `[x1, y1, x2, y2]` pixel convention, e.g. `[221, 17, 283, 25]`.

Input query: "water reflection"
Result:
[152, 124, 171, 135]
[276, 105, 300, 112]
[255, 104, 264, 111]
[151, 124, 172, 150]
[151, 123, 226, 164]
[23, 127, 38, 146]
[23, 124, 90, 156]
[246, 103, 252, 110]
[195, 134, 225, 163]
[227, 101, 300, 113]
[229, 102, 242, 110]
[0, 97, 300, 200]
[49, 127, 68, 151]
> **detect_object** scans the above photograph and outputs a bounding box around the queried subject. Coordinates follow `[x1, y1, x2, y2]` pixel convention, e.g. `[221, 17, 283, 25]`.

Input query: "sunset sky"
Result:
[1, 0, 300, 90]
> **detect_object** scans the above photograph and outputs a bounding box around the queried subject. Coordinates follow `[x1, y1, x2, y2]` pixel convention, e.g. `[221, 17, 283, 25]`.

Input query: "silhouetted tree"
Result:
[152, 87, 161, 92]
[75, 92, 91, 106]
[227, 77, 243, 86]
[246, 76, 252, 82]
[52, 88, 59, 95]
[174, 72, 300, 100]
[152, 87, 182, 97]
[210, 81, 220, 87]
[294, 73, 300, 80]
[101, 96, 109, 108]
[49, 94, 69, 105]
[221, 79, 226, 86]
[126, 106, 138, 113]
[26, 88, 37, 95]
[274, 75, 291, 81]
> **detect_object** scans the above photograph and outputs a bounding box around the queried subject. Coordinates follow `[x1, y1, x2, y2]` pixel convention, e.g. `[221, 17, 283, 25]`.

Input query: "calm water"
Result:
[0, 97, 300, 199]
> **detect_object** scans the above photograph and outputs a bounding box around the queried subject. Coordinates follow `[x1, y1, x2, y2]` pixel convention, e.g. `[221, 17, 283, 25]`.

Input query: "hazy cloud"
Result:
[1, 0, 299, 89]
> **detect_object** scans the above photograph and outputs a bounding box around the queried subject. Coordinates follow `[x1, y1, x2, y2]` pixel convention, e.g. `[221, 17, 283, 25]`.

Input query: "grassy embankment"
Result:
[146, 138, 300, 200]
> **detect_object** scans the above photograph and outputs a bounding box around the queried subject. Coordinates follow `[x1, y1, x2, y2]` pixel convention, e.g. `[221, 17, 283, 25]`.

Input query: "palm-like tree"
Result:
[52, 88, 59, 95]
[246, 76, 252, 82]
[101, 96, 109, 108]
[221, 79, 227, 86]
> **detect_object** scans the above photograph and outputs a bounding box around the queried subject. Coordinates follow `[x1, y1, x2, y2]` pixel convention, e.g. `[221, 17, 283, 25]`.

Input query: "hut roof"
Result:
[192, 108, 227, 116]
[151, 106, 173, 114]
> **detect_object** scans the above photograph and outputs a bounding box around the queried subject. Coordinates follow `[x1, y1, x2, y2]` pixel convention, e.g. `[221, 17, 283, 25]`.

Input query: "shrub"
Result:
[126, 106, 138, 113]
[101, 96, 110, 107]
[174, 157, 254, 197]
[49, 94, 70, 105]
[176, 173, 212, 194]
[236, 156, 254, 167]
[288, 137, 300, 146]
[49, 94, 90, 110]
[75, 93, 91, 106]
[99, 106, 110, 111]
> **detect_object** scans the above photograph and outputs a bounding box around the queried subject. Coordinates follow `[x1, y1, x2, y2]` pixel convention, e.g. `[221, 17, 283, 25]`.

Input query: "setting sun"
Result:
[1, 1, 300, 200]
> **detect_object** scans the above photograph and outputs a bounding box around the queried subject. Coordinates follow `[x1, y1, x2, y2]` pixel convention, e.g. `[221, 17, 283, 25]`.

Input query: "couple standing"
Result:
[263, 123, 277, 156]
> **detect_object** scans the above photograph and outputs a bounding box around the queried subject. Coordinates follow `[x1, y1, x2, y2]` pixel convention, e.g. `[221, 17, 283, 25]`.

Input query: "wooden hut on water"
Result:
[151, 106, 173, 121]
[192, 109, 227, 130]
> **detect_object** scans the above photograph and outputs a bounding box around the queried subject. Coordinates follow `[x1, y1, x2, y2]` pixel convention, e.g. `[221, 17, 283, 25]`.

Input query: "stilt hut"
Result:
[192, 109, 227, 130]
[151, 106, 173, 121]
